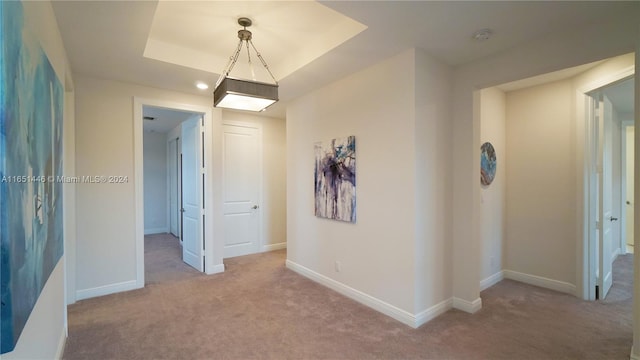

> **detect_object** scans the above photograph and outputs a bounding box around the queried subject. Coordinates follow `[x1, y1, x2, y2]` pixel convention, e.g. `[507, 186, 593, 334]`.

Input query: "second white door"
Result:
[223, 123, 261, 258]
[181, 117, 204, 271]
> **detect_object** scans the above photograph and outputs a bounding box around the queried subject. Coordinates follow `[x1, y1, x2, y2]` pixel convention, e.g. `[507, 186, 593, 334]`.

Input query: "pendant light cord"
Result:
[215, 23, 278, 89]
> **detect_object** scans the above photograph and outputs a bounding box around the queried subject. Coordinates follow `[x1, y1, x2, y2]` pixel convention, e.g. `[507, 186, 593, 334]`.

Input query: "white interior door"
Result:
[222, 123, 261, 258]
[597, 96, 614, 299]
[181, 117, 204, 271]
[168, 137, 179, 237]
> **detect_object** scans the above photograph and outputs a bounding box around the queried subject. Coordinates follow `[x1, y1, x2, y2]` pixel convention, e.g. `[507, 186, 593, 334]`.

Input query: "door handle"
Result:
[609, 216, 618, 222]
[251, 205, 259, 210]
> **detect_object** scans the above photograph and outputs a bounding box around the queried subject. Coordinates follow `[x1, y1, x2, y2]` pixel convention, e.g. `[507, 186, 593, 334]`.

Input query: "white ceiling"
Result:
[143, 106, 198, 134]
[51, 1, 638, 119]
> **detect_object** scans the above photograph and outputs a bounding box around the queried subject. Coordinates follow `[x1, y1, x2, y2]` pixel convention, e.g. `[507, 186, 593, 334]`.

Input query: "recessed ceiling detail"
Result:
[143, 1, 367, 82]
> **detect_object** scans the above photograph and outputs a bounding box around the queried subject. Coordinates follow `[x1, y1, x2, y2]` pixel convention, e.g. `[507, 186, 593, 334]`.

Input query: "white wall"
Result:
[452, 9, 638, 305]
[74, 76, 287, 298]
[143, 131, 168, 234]
[287, 50, 418, 315]
[74, 77, 215, 296]
[505, 79, 576, 287]
[479, 88, 506, 288]
[287, 48, 454, 325]
[483, 54, 635, 297]
[3, 1, 72, 358]
[223, 111, 287, 249]
[414, 49, 453, 313]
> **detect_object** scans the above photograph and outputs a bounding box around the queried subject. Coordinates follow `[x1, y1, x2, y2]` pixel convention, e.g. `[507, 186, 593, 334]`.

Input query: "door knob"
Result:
[609, 216, 618, 222]
[252, 205, 259, 209]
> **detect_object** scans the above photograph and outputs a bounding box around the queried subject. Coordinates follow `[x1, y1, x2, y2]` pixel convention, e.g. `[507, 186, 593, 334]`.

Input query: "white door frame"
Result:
[133, 97, 221, 288]
[621, 119, 634, 255]
[579, 67, 635, 300]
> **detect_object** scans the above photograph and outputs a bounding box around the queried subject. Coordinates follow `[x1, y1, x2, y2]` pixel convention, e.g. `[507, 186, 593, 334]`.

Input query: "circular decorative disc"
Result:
[480, 142, 497, 186]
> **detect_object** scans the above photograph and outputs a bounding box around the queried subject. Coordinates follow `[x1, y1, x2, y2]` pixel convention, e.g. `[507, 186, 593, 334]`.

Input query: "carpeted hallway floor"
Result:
[63, 235, 633, 359]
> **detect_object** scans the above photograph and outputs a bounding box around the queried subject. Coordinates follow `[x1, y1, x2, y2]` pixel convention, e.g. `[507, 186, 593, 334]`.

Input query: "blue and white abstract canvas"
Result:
[480, 142, 496, 186]
[314, 136, 356, 223]
[1, 1, 64, 354]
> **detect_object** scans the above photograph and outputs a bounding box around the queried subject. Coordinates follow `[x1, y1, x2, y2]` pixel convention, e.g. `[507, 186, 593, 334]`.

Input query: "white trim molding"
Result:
[285, 260, 451, 328]
[56, 328, 67, 360]
[504, 270, 576, 295]
[144, 227, 168, 235]
[630, 346, 640, 360]
[263, 242, 287, 252]
[75, 280, 140, 301]
[453, 297, 482, 313]
[206, 263, 225, 275]
[415, 298, 454, 327]
[480, 270, 504, 291]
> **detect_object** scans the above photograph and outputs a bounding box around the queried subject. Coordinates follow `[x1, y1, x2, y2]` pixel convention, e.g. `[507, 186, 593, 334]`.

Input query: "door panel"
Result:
[181, 117, 203, 271]
[597, 96, 613, 299]
[169, 138, 179, 237]
[222, 124, 260, 258]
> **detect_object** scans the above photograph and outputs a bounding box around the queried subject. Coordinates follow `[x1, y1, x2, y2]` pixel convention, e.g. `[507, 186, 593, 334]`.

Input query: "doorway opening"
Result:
[142, 105, 205, 284]
[133, 98, 220, 289]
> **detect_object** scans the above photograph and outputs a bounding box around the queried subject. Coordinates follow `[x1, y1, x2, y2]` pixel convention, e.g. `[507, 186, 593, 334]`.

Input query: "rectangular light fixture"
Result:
[213, 77, 278, 112]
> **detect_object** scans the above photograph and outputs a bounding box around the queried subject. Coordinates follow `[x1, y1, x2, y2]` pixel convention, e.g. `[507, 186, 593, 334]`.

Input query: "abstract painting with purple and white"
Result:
[314, 136, 356, 223]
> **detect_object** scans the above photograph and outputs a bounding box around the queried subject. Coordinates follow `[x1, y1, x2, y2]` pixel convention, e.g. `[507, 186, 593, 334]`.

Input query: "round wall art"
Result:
[480, 142, 496, 186]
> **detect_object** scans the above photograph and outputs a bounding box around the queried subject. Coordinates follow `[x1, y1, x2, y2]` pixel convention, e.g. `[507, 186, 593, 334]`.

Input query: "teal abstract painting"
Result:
[1, 1, 64, 353]
[480, 142, 496, 186]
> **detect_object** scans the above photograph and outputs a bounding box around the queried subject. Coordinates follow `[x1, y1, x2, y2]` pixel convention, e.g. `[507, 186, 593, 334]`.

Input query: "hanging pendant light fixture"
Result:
[213, 17, 278, 112]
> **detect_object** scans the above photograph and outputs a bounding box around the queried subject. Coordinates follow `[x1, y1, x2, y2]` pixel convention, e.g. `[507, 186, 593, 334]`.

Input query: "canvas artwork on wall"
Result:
[1, 1, 65, 354]
[480, 142, 497, 186]
[314, 136, 356, 223]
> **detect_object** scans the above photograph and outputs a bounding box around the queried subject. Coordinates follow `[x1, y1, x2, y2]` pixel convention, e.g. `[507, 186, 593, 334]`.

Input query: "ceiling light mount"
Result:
[214, 17, 279, 112]
[472, 28, 493, 41]
[237, 17, 252, 41]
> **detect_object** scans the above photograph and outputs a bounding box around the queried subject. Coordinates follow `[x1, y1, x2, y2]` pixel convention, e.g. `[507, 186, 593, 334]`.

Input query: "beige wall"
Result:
[287, 48, 454, 323]
[479, 88, 506, 286]
[473, 53, 636, 297]
[505, 79, 576, 286]
[74, 76, 286, 297]
[143, 131, 168, 234]
[287, 50, 418, 315]
[452, 11, 637, 305]
[414, 49, 453, 313]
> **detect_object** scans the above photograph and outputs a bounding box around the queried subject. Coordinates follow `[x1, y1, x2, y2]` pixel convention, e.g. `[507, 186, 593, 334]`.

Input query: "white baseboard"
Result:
[480, 270, 504, 291]
[452, 297, 482, 313]
[503, 270, 576, 295]
[206, 263, 225, 275]
[76, 280, 140, 301]
[263, 242, 287, 252]
[286, 260, 450, 328]
[55, 327, 66, 360]
[415, 298, 453, 327]
[144, 227, 168, 235]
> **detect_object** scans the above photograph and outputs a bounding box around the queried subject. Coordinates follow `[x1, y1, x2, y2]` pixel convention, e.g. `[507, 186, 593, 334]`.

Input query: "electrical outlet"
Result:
[335, 261, 341, 272]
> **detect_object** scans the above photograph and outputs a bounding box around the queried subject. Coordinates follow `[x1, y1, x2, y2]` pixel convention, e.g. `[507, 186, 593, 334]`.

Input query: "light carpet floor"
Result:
[64, 235, 633, 359]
